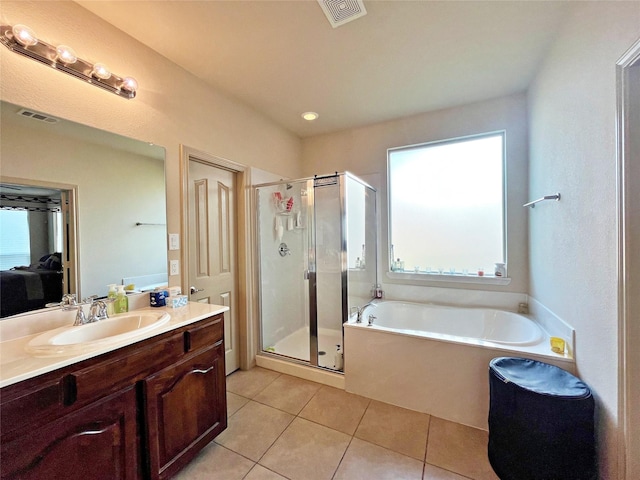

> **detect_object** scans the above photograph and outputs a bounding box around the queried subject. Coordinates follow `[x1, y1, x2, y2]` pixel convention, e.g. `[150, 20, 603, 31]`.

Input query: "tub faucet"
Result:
[367, 314, 376, 326]
[355, 301, 377, 323]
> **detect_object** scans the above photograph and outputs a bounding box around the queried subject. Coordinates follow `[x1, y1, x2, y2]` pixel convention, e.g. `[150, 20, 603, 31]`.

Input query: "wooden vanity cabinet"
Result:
[0, 313, 226, 480]
[144, 342, 226, 480]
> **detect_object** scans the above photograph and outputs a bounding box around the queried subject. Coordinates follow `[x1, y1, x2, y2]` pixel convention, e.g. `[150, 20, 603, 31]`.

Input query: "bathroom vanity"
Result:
[0, 302, 228, 480]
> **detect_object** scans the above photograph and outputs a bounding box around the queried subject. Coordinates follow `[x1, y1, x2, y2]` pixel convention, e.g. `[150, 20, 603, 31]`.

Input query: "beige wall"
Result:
[301, 93, 529, 298]
[528, 2, 640, 478]
[0, 0, 302, 292]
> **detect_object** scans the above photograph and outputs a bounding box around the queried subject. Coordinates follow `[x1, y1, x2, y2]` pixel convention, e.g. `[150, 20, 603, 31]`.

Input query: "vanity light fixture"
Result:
[91, 62, 111, 80]
[12, 24, 37, 47]
[55, 45, 77, 64]
[302, 111, 319, 121]
[0, 23, 138, 99]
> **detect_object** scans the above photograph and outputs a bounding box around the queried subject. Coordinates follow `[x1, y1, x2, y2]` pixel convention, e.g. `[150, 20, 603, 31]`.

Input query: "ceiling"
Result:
[76, 1, 571, 138]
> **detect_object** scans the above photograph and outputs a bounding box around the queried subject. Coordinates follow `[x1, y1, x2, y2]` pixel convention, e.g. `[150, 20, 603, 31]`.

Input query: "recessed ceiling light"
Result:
[302, 111, 319, 121]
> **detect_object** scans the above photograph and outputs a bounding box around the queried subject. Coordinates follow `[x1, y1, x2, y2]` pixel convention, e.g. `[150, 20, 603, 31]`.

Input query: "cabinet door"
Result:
[144, 343, 226, 480]
[0, 387, 137, 480]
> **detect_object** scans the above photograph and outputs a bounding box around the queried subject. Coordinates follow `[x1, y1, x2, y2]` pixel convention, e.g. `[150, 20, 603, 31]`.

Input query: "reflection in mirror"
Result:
[0, 181, 76, 317]
[0, 101, 167, 318]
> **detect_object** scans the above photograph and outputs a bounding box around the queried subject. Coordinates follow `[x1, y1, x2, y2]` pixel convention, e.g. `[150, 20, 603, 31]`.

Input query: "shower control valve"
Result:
[278, 243, 291, 257]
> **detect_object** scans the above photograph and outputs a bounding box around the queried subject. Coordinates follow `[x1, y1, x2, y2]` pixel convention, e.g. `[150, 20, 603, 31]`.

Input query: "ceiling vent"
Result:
[317, 0, 367, 28]
[16, 108, 60, 124]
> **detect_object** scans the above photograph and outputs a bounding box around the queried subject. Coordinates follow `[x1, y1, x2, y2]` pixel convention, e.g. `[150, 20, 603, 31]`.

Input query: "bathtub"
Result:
[344, 301, 575, 430]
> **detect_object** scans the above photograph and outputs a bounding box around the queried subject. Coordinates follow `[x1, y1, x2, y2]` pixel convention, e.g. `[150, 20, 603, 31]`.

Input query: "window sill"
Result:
[386, 271, 512, 286]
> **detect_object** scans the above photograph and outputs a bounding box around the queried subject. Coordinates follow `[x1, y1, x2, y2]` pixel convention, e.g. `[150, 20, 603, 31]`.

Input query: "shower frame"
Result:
[254, 172, 377, 372]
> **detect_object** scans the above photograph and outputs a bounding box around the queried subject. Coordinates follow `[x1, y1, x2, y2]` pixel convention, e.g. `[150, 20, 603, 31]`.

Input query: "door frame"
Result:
[179, 145, 253, 371]
[0, 175, 79, 298]
[616, 37, 640, 480]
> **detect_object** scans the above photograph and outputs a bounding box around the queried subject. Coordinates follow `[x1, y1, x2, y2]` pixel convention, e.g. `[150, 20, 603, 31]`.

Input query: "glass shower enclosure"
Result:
[255, 172, 377, 372]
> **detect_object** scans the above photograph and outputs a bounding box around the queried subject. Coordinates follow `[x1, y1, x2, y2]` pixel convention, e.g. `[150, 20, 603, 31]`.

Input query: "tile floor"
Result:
[174, 367, 500, 480]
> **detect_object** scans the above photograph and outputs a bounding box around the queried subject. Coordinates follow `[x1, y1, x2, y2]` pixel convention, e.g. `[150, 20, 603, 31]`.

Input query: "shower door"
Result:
[256, 180, 314, 364]
[312, 175, 345, 368]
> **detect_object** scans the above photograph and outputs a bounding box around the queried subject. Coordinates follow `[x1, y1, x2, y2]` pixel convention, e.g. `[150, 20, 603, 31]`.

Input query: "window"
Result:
[0, 209, 31, 270]
[388, 131, 505, 278]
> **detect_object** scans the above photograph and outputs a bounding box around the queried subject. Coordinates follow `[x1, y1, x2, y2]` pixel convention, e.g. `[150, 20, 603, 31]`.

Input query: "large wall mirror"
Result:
[0, 101, 167, 318]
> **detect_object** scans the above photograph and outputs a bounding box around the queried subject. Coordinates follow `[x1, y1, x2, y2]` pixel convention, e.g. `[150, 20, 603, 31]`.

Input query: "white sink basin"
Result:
[25, 312, 170, 357]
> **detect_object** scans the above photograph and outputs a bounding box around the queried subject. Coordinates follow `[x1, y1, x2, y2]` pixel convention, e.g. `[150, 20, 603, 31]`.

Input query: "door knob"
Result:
[190, 286, 204, 295]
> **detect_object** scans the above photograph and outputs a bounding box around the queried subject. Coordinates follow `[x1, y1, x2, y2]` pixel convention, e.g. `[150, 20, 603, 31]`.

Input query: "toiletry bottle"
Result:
[360, 244, 366, 269]
[115, 285, 128, 314]
[334, 345, 344, 371]
[375, 284, 383, 299]
[106, 284, 117, 315]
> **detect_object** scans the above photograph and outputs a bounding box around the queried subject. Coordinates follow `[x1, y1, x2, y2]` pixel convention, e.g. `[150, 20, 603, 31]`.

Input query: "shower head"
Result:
[286, 183, 293, 190]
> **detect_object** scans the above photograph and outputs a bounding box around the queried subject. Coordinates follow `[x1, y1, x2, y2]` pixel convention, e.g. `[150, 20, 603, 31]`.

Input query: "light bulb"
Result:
[302, 111, 319, 121]
[121, 76, 138, 93]
[91, 63, 111, 80]
[56, 45, 77, 64]
[12, 24, 38, 47]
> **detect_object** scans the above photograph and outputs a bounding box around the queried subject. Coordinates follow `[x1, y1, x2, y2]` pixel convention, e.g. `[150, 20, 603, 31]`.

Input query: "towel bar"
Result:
[523, 193, 561, 208]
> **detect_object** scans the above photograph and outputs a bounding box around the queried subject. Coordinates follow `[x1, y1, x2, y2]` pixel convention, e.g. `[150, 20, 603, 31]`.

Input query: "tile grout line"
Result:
[329, 396, 373, 479]
[421, 414, 432, 479]
[330, 434, 356, 480]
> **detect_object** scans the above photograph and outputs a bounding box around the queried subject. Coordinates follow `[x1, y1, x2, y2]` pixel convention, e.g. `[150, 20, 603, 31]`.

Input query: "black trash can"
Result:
[488, 357, 595, 480]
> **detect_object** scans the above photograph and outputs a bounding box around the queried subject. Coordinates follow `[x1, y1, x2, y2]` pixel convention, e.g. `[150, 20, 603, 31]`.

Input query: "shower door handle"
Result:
[303, 270, 309, 280]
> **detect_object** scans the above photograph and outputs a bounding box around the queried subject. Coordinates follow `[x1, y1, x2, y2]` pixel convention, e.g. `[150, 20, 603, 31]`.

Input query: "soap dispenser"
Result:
[114, 285, 128, 314]
[106, 284, 117, 315]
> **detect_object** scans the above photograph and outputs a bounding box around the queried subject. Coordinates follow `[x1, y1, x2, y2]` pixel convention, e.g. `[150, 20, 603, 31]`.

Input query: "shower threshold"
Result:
[265, 326, 342, 371]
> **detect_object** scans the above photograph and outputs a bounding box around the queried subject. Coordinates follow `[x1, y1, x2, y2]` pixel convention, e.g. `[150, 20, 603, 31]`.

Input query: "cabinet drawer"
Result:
[184, 314, 223, 353]
[72, 330, 185, 405]
[1, 378, 62, 437]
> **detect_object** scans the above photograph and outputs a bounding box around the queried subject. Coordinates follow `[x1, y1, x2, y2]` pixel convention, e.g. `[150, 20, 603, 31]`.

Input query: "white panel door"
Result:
[188, 158, 239, 375]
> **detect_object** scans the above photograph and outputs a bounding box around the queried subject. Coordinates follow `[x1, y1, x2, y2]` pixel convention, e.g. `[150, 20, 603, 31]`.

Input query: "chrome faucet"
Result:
[72, 306, 88, 326]
[60, 293, 78, 310]
[88, 300, 109, 323]
[352, 301, 377, 323]
[72, 299, 109, 325]
[367, 314, 376, 326]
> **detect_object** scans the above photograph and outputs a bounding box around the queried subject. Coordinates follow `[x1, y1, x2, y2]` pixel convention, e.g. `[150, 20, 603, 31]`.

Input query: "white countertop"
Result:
[0, 302, 229, 389]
